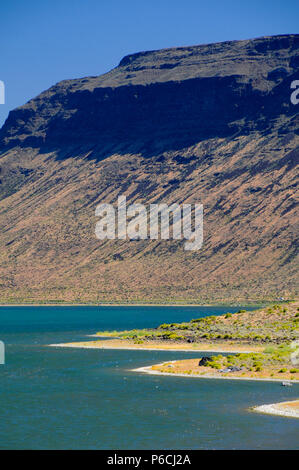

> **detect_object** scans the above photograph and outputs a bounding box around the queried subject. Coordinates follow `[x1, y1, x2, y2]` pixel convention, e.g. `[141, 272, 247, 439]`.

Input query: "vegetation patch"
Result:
[151, 343, 299, 381]
[96, 301, 299, 347]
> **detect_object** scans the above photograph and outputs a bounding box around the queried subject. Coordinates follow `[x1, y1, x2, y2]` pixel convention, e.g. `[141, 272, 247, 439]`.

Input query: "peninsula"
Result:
[50, 301, 299, 382]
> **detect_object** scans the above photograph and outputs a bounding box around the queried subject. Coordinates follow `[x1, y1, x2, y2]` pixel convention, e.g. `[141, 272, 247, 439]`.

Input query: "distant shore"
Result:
[0, 303, 224, 307]
[0, 302, 268, 307]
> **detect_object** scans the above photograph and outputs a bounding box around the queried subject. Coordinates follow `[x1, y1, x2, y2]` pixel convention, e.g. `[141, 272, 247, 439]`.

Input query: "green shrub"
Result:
[211, 363, 221, 369]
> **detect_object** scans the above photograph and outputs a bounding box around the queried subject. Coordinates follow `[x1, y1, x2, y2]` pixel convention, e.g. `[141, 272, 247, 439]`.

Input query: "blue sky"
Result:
[0, 0, 298, 126]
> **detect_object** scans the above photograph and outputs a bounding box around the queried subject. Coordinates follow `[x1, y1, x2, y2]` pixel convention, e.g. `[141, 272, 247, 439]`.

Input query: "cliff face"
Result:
[1, 34, 298, 152]
[0, 35, 298, 303]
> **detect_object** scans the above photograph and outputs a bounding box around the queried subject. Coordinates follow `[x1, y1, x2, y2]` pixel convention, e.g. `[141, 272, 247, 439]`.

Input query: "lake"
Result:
[0, 305, 298, 449]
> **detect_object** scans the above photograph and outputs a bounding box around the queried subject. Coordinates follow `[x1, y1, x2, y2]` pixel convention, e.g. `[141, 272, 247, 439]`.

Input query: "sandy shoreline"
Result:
[48, 339, 263, 353]
[132, 364, 299, 383]
[49, 343, 255, 353]
[253, 400, 299, 419]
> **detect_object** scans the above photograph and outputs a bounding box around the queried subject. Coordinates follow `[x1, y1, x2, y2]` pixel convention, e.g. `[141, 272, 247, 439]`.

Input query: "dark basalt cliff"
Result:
[1, 34, 298, 153]
[0, 35, 298, 303]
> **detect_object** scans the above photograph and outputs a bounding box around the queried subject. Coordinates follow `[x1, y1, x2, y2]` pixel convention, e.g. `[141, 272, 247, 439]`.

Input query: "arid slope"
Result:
[0, 34, 298, 303]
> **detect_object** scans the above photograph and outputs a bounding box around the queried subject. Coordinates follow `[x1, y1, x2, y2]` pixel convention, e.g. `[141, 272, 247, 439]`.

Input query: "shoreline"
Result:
[0, 302, 269, 307]
[252, 400, 299, 419]
[132, 364, 299, 384]
[49, 343, 258, 353]
[48, 339, 264, 353]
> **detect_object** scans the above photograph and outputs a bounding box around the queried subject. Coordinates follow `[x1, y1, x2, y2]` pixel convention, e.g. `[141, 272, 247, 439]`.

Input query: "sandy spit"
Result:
[132, 364, 299, 383]
[253, 400, 299, 419]
[48, 341, 258, 353]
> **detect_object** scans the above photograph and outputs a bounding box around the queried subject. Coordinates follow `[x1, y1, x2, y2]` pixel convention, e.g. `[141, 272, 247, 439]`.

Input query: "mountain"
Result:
[0, 34, 298, 304]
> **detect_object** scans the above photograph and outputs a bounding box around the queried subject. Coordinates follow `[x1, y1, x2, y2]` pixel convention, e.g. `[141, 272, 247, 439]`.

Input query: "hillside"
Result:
[0, 34, 298, 303]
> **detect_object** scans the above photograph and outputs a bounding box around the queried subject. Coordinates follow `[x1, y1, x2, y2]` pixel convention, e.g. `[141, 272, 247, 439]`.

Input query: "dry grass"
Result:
[151, 357, 299, 381]
[276, 401, 299, 410]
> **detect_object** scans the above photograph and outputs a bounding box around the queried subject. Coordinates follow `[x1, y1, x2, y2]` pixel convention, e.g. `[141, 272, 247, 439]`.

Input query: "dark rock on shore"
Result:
[198, 357, 212, 366]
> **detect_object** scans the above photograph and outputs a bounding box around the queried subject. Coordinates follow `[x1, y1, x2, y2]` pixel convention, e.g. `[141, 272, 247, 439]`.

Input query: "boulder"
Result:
[198, 356, 212, 366]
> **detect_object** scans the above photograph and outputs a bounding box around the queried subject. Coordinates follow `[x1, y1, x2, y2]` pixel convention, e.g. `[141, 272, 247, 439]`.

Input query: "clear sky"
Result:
[0, 0, 298, 126]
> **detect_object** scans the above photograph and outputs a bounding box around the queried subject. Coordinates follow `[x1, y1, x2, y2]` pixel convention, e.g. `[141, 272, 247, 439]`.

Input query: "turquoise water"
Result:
[0, 305, 298, 449]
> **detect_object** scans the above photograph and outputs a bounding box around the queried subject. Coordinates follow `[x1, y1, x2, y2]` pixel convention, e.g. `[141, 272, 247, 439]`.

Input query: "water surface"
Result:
[0, 305, 298, 449]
